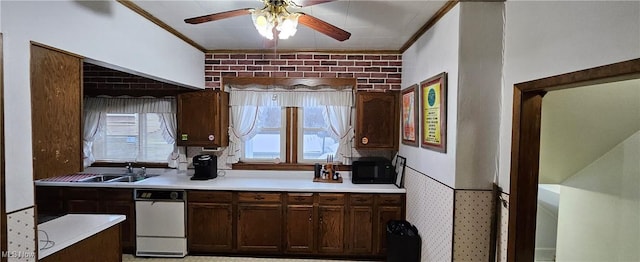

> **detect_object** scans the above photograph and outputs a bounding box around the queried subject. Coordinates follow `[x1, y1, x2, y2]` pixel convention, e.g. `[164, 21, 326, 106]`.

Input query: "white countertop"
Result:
[37, 214, 126, 259]
[35, 168, 406, 193]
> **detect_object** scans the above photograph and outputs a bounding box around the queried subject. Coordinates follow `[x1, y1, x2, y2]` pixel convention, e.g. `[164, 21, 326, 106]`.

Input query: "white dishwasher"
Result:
[135, 189, 187, 257]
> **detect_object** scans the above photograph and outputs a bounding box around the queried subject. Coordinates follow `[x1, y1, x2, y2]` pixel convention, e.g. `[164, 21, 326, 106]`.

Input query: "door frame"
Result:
[1, 33, 7, 262]
[507, 58, 640, 261]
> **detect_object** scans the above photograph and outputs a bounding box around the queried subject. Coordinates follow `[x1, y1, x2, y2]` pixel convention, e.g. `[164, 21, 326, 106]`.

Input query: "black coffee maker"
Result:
[191, 154, 217, 180]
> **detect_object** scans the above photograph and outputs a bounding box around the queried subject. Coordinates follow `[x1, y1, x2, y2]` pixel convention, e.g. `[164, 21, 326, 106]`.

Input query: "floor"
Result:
[122, 254, 367, 262]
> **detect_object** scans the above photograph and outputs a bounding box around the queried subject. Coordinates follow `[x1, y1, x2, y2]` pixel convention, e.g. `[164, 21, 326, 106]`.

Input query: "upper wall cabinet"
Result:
[31, 45, 83, 180]
[355, 91, 399, 150]
[177, 90, 229, 147]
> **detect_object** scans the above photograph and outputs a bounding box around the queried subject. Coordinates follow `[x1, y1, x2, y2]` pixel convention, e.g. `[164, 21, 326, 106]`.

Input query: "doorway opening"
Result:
[507, 58, 640, 261]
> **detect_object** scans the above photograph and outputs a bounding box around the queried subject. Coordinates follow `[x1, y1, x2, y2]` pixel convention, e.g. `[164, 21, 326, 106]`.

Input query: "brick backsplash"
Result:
[204, 52, 402, 90]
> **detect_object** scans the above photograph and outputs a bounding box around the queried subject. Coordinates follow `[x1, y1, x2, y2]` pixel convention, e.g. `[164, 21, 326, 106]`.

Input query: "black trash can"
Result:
[386, 220, 421, 262]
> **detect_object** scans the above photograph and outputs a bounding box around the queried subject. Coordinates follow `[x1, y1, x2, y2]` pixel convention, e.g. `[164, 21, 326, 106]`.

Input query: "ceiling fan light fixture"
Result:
[276, 13, 299, 39]
[251, 9, 275, 39]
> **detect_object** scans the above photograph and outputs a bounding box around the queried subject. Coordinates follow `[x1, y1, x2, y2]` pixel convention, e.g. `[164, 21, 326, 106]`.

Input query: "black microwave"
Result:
[351, 157, 396, 184]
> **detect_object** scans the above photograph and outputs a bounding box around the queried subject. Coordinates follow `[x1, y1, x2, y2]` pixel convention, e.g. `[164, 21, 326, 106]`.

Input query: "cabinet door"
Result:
[375, 205, 403, 255]
[237, 204, 282, 252]
[67, 200, 100, 213]
[349, 206, 373, 254]
[103, 200, 135, 253]
[188, 203, 233, 252]
[318, 205, 344, 254]
[355, 91, 399, 150]
[30, 45, 82, 180]
[285, 205, 314, 253]
[177, 90, 229, 147]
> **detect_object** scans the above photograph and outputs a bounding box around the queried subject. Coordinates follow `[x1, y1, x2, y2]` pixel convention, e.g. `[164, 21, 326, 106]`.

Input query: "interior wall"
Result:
[455, 2, 504, 189]
[401, 4, 460, 188]
[556, 131, 640, 261]
[539, 80, 640, 184]
[1, 0, 204, 212]
[498, 0, 640, 193]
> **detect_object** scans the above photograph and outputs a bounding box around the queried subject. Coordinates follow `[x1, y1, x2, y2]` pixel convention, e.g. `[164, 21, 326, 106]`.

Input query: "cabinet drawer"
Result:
[238, 192, 281, 203]
[350, 194, 374, 205]
[376, 194, 403, 205]
[188, 191, 232, 203]
[318, 193, 345, 205]
[287, 193, 314, 204]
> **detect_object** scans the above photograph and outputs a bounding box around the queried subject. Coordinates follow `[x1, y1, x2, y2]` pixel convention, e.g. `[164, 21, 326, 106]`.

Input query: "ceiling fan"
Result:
[184, 0, 351, 42]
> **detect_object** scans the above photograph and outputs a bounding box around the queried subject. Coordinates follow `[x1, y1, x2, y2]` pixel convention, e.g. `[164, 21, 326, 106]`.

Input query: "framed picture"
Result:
[394, 155, 406, 188]
[401, 84, 419, 147]
[420, 72, 447, 153]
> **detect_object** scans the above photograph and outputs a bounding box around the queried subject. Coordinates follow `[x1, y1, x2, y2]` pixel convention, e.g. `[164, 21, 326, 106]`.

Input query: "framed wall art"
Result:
[420, 72, 447, 153]
[401, 84, 419, 147]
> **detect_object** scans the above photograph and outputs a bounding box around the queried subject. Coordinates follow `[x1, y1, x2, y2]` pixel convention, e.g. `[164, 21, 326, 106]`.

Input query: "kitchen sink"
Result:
[76, 174, 159, 183]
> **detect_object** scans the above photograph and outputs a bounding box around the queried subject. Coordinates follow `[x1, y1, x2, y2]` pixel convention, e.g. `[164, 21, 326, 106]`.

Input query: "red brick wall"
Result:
[83, 63, 185, 96]
[204, 53, 402, 90]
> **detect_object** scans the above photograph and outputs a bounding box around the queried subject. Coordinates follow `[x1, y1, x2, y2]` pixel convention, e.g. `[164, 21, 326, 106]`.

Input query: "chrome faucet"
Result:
[125, 162, 134, 174]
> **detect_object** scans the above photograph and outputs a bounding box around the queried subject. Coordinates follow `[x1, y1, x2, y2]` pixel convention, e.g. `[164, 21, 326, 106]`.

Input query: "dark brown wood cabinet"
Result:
[177, 90, 229, 147]
[30, 44, 83, 180]
[355, 91, 400, 150]
[349, 194, 374, 254]
[317, 194, 345, 254]
[374, 194, 405, 255]
[237, 192, 283, 253]
[187, 191, 234, 252]
[284, 193, 314, 253]
[35, 186, 136, 253]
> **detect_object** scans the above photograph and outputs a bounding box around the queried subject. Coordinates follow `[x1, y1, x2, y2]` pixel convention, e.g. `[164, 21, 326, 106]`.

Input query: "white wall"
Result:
[1, 0, 204, 212]
[535, 184, 560, 261]
[498, 1, 640, 192]
[455, 2, 504, 189]
[401, 5, 460, 188]
[556, 131, 640, 261]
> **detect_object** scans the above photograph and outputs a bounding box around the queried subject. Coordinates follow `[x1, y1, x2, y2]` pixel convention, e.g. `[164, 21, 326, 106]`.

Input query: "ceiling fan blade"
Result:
[298, 13, 351, 41]
[293, 0, 337, 7]
[185, 8, 252, 24]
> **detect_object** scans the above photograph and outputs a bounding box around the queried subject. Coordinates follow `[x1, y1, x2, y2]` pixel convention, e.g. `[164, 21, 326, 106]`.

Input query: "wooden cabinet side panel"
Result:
[30, 45, 82, 180]
[40, 224, 121, 262]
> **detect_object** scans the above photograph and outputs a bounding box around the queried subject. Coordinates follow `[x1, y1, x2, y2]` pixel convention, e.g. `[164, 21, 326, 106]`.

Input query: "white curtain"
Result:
[159, 113, 178, 168]
[227, 85, 354, 164]
[227, 105, 260, 164]
[323, 106, 353, 164]
[82, 110, 103, 168]
[83, 96, 176, 167]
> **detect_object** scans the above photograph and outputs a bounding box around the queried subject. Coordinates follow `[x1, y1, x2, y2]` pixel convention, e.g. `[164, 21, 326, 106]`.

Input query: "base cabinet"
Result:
[237, 204, 283, 252]
[285, 205, 314, 253]
[35, 187, 136, 254]
[187, 191, 234, 252]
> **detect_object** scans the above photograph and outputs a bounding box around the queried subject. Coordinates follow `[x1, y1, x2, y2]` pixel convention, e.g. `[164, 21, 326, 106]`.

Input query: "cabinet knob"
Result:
[361, 137, 369, 145]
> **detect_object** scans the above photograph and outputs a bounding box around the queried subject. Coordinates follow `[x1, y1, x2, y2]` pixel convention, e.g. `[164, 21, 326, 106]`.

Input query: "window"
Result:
[241, 106, 339, 163]
[243, 107, 284, 161]
[299, 107, 339, 162]
[92, 113, 173, 163]
[228, 84, 353, 166]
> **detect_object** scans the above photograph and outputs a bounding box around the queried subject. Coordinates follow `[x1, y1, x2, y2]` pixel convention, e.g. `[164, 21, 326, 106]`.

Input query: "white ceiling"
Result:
[130, 0, 448, 51]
